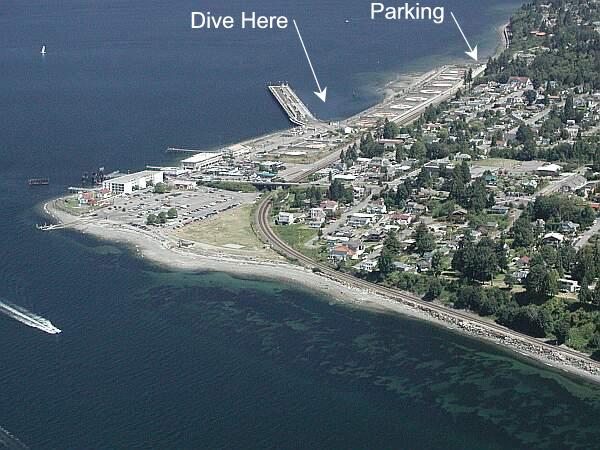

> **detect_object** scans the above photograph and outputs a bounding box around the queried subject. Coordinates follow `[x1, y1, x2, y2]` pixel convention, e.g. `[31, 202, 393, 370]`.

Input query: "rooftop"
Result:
[182, 152, 223, 164]
[105, 170, 161, 184]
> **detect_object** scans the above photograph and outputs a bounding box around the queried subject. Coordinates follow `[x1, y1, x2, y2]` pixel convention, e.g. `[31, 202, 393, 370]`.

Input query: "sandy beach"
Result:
[34, 14, 600, 385]
[42, 199, 600, 384]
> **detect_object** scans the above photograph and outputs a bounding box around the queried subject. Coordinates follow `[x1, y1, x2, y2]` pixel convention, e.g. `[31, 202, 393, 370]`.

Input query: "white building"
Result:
[348, 213, 375, 227]
[181, 152, 223, 171]
[536, 164, 562, 177]
[277, 212, 296, 225]
[170, 179, 197, 190]
[309, 208, 326, 228]
[357, 260, 377, 272]
[225, 144, 251, 157]
[559, 278, 579, 293]
[102, 171, 164, 195]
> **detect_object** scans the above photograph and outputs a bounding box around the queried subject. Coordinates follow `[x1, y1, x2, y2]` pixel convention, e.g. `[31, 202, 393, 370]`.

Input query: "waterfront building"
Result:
[181, 152, 223, 171]
[102, 171, 164, 195]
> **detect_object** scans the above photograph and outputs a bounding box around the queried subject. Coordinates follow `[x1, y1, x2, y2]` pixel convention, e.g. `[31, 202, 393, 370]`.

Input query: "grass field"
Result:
[273, 223, 323, 260]
[55, 196, 103, 216]
[473, 158, 521, 168]
[176, 204, 270, 255]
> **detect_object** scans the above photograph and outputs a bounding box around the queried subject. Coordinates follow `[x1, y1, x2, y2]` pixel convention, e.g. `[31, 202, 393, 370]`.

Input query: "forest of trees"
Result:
[483, 1, 600, 90]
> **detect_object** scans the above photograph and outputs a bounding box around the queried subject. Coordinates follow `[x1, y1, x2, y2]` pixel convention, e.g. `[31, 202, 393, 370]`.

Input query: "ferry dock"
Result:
[268, 83, 316, 126]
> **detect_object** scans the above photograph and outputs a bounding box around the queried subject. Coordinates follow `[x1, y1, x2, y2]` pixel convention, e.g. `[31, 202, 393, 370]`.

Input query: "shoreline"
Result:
[42, 198, 600, 385]
[37, 18, 600, 385]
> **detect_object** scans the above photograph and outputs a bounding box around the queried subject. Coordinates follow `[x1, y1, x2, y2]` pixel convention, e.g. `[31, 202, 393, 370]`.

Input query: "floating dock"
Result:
[268, 83, 316, 127]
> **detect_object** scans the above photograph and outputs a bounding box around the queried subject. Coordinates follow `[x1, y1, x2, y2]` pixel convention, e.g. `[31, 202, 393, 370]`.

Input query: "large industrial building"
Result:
[102, 170, 164, 195]
[181, 152, 223, 171]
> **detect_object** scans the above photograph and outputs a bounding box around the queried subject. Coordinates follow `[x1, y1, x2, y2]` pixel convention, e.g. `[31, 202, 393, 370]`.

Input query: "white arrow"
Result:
[450, 12, 478, 61]
[293, 19, 327, 102]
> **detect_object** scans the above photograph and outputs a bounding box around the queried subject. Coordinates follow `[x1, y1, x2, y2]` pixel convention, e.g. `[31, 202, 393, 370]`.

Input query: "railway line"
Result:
[252, 62, 600, 375]
[255, 191, 600, 374]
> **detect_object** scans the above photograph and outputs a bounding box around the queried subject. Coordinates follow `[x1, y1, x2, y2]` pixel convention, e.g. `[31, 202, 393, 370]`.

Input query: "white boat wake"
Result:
[0, 425, 29, 450]
[0, 299, 61, 335]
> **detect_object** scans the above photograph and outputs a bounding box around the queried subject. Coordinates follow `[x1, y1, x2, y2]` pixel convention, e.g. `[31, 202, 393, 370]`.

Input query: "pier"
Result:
[166, 147, 204, 154]
[268, 83, 316, 127]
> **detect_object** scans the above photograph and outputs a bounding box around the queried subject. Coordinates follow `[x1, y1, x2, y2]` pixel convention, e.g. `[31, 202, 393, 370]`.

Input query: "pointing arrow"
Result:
[293, 19, 327, 102]
[450, 12, 478, 61]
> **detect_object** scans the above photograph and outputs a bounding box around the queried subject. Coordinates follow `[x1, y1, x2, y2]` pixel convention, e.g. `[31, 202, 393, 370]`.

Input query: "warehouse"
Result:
[181, 152, 223, 171]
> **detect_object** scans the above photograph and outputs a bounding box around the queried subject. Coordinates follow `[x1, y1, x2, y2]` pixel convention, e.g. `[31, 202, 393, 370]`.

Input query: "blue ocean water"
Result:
[2, 1, 600, 449]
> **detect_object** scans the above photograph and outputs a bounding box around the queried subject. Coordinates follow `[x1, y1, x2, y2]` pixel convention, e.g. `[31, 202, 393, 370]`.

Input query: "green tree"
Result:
[382, 118, 399, 139]
[563, 95, 576, 123]
[516, 124, 535, 145]
[414, 222, 435, 255]
[578, 282, 593, 304]
[383, 232, 401, 256]
[167, 207, 178, 219]
[158, 211, 167, 224]
[154, 182, 170, 194]
[593, 282, 600, 307]
[424, 278, 443, 301]
[378, 249, 395, 275]
[408, 140, 427, 159]
[146, 213, 157, 225]
[467, 179, 488, 212]
[554, 317, 571, 345]
[512, 215, 534, 248]
[452, 236, 501, 283]
[525, 261, 558, 300]
[431, 252, 445, 277]
[505, 273, 516, 289]
[524, 89, 537, 105]
[394, 183, 409, 207]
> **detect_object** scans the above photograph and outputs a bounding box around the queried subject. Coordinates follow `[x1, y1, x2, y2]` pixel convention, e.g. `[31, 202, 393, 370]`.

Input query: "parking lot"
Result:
[96, 187, 260, 231]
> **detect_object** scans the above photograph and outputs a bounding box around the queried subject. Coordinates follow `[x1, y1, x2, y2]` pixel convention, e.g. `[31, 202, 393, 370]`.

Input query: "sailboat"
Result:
[40, 45, 46, 55]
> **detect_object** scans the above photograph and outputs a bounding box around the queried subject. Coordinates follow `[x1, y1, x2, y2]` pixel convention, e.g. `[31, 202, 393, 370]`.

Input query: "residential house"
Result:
[491, 205, 509, 215]
[393, 262, 418, 273]
[537, 164, 563, 177]
[329, 245, 357, 262]
[506, 76, 533, 91]
[390, 213, 413, 226]
[516, 256, 530, 269]
[348, 213, 376, 228]
[449, 208, 468, 223]
[542, 232, 565, 246]
[365, 230, 386, 242]
[512, 270, 530, 283]
[320, 200, 339, 217]
[277, 212, 297, 225]
[405, 202, 428, 215]
[357, 260, 378, 272]
[366, 198, 387, 215]
[559, 221, 579, 234]
[329, 240, 364, 262]
[78, 192, 97, 206]
[559, 278, 580, 293]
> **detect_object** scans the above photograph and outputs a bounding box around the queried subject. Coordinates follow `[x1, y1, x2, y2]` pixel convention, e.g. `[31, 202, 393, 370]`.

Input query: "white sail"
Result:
[40, 45, 46, 55]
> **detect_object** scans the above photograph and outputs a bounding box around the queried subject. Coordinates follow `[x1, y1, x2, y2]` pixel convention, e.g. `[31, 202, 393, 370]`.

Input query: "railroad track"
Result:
[254, 65, 600, 371]
[255, 194, 600, 370]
